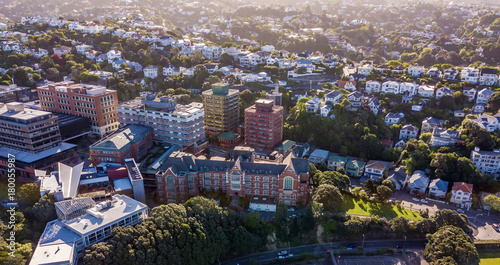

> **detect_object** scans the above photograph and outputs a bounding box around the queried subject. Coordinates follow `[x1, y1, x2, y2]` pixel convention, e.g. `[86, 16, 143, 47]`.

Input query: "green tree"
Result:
[486, 91, 500, 113]
[318, 171, 350, 190]
[363, 179, 376, 194]
[424, 225, 479, 265]
[313, 184, 344, 212]
[382, 179, 396, 192]
[391, 217, 410, 237]
[377, 185, 393, 202]
[484, 195, 500, 211]
[18, 183, 41, 207]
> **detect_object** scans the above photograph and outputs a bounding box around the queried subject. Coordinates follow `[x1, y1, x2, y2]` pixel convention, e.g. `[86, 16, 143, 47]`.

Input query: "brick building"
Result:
[244, 99, 283, 150]
[37, 81, 119, 137]
[155, 151, 309, 206]
[89, 124, 153, 165]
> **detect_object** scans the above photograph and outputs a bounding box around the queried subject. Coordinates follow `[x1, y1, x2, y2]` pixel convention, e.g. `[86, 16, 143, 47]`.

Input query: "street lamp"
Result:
[403, 235, 407, 251]
[362, 234, 365, 248]
[474, 214, 483, 225]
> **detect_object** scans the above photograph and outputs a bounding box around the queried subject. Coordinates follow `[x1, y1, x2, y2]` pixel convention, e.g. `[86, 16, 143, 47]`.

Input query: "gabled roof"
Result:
[365, 160, 388, 171]
[402, 124, 419, 132]
[328, 155, 347, 163]
[429, 178, 449, 191]
[452, 182, 473, 193]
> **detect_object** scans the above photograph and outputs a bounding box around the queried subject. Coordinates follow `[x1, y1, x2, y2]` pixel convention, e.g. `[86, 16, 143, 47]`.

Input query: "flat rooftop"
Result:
[0, 142, 77, 163]
[29, 220, 79, 265]
[119, 100, 203, 116]
[64, 194, 147, 236]
[0, 103, 53, 121]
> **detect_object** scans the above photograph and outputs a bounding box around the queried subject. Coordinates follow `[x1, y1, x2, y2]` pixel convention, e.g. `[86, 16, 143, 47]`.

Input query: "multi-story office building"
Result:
[470, 147, 500, 177]
[89, 124, 153, 166]
[117, 93, 207, 154]
[29, 195, 148, 265]
[202, 83, 239, 135]
[37, 81, 119, 137]
[244, 99, 283, 150]
[155, 151, 309, 206]
[0, 102, 77, 178]
[0, 102, 61, 153]
[0, 84, 38, 103]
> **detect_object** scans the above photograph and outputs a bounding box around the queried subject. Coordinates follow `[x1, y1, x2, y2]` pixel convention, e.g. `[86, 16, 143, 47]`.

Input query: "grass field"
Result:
[479, 251, 500, 265]
[340, 194, 423, 221]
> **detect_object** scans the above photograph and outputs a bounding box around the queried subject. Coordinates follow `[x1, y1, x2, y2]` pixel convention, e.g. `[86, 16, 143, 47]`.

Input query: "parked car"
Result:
[324, 249, 331, 255]
[412, 198, 420, 202]
[277, 250, 288, 256]
[289, 207, 295, 212]
[457, 209, 464, 213]
[395, 245, 403, 249]
[421, 199, 428, 204]
[348, 243, 358, 248]
[493, 224, 499, 232]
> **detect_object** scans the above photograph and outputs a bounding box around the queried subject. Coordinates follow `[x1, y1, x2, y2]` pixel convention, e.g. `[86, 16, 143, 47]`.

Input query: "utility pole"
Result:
[288, 241, 290, 254]
[403, 235, 407, 251]
[362, 234, 365, 248]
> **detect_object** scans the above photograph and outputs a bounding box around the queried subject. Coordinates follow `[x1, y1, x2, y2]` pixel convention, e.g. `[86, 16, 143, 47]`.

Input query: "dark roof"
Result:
[480, 68, 498, 75]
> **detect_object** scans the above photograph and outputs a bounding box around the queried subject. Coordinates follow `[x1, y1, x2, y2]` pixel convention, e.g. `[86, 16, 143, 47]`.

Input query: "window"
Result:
[283, 176, 293, 190]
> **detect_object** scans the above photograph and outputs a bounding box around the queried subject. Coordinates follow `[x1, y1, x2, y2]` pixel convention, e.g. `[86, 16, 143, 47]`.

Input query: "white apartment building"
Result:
[470, 147, 500, 176]
[461, 67, 479, 84]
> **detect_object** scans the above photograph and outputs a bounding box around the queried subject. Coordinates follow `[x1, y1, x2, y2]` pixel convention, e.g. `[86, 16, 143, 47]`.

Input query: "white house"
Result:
[385, 112, 404, 126]
[364, 160, 388, 181]
[365, 80, 381, 93]
[463, 87, 477, 102]
[260, 45, 275, 52]
[450, 182, 473, 208]
[143, 65, 158, 79]
[461, 67, 479, 84]
[96, 54, 107, 64]
[347, 91, 363, 107]
[400, 82, 419, 96]
[406, 170, 429, 194]
[400, 124, 419, 140]
[29, 48, 49, 59]
[470, 147, 500, 176]
[435, 87, 453, 100]
[249, 197, 276, 212]
[408, 66, 425, 77]
[76, 44, 93, 54]
[418, 85, 434, 97]
[367, 97, 382, 115]
[469, 114, 499, 132]
[107, 49, 122, 64]
[429, 128, 459, 147]
[305, 96, 321, 113]
[479, 68, 498, 86]
[85, 50, 100, 61]
[324, 90, 343, 104]
[382, 81, 400, 94]
[357, 64, 374, 76]
[426, 67, 442, 78]
[53, 46, 72, 55]
[321, 104, 333, 117]
[476, 88, 495, 105]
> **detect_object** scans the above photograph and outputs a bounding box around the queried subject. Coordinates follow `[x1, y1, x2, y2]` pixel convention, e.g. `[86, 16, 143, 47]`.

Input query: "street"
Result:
[222, 240, 426, 265]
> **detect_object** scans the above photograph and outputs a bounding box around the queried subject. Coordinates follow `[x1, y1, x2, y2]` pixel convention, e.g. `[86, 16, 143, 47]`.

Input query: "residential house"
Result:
[479, 68, 498, 86]
[260, 45, 275, 52]
[470, 147, 500, 176]
[75, 44, 93, 54]
[251, 51, 272, 66]
[473, 104, 486, 114]
[53, 46, 72, 55]
[85, 50, 100, 61]
[400, 124, 419, 140]
[406, 170, 429, 194]
[476, 88, 495, 105]
[435, 87, 453, 100]
[112, 59, 128, 71]
[324, 90, 343, 104]
[347, 91, 363, 107]
[400, 82, 418, 96]
[421, 117, 445, 133]
[30, 48, 49, 59]
[463, 87, 477, 102]
[96, 54, 107, 64]
[357, 64, 374, 76]
[387, 167, 407, 191]
[364, 160, 388, 181]
[305, 96, 321, 113]
[429, 128, 459, 147]
[382, 81, 400, 94]
[345, 159, 366, 178]
[469, 114, 499, 132]
[385, 112, 404, 126]
[158, 35, 174, 46]
[461, 67, 479, 84]
[107, 49, 122, 63]
[323, 59, 339, 68]
[327, 155, 347, 171]
[143, 65, 158, 79]
[367, 97, 382, 115]
[418, 85, 434, 98]
[320, 105, 333, 117]
[443, 68, 458, 81]
[392, 65, 405, 75]
[408, 66, 425, 77]
[339, 81, 357, 91]
[365, 80, 381, 93]
[205, 63, 219, 74]
[450, 182, 473, 208]
[428, 179, 449, 199]
[426, 67, 442, 78]
[309, 149, 329, 165]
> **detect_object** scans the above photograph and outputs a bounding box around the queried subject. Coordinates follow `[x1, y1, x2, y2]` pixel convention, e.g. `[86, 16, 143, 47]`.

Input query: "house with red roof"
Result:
[450, 182, 473, 209]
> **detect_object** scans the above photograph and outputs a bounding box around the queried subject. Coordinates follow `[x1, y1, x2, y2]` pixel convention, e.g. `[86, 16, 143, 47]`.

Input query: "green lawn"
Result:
[480, 251, 500, 265]
[340, 194, 423, 221]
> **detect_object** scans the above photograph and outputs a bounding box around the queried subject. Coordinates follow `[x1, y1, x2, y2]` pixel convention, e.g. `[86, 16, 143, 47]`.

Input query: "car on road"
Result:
[412, 198, 420, 202]
[493, 224, 499, 232]
[289, 207, 295, 212]
[457, 209, 464, 213]
[348, 243, 358, 248]
[324, 249, 331, 255]
[276, 255, 285, 260]
[277, 250, 288, 256]
[421, 199, 428, 204]
[395, 245, 403, 249]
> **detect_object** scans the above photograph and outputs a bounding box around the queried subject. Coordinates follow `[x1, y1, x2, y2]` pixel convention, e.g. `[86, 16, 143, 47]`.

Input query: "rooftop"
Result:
[90, 124, 151, 151]
[0, 102, 53, 121]
[29, 220, 79, 265]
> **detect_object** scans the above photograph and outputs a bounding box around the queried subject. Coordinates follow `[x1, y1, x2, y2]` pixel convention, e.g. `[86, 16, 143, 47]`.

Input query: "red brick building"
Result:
[244, 99, 283, 150]
[155, 151, 309, 206]
[89, 124, 153, 166]
[37, 81, 119, 137]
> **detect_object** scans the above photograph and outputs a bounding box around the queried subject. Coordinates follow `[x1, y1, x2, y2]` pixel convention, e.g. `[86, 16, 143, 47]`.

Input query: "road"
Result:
[222, 239, 426, 265]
